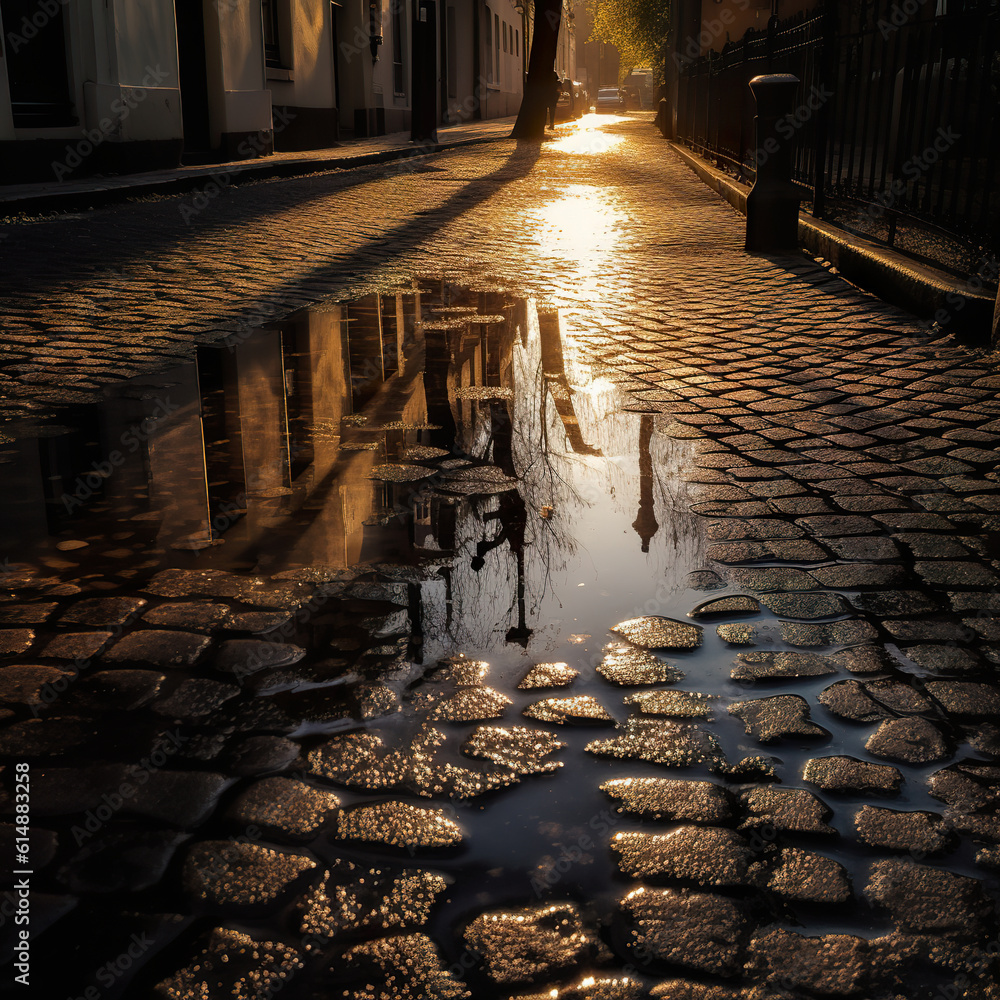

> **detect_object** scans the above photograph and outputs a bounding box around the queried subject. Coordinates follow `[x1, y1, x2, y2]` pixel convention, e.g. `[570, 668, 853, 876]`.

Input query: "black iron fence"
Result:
[675, 1, 1000, 278]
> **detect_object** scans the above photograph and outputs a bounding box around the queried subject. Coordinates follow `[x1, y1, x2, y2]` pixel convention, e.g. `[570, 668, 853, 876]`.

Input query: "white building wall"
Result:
[266, 0, 339, 148]
[479, 0, 522, 119]
[444, 1, 476, 122]
[87, 0, 182, 144]
[335, 0, 378, 134]
[0, 0, 183, 179]
[209, 2, 273, 147]
[373, 0, 411, 133]
[554, 0, 576, 82]
[1, 0, 520, 175]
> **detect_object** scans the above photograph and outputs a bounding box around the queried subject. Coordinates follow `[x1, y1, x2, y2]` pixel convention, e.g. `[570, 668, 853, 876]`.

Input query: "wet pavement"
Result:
[1, 113, 1000, 999]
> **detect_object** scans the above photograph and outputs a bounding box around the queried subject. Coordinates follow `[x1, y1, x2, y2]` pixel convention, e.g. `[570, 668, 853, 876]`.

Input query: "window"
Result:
[484, 8, 493, 83]
[392, 1, 405, 95]
[0, 0, 76, 126]
[503, 22, 507, 53]
[495, 13, 500, 86]
[262, 0, 282, 67]
[447, 6, 458, 98]
[515, 29, 519, 58]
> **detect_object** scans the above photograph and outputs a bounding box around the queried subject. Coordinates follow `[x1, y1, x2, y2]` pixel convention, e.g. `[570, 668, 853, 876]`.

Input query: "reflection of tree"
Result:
[414, 293, 710, 657]
[462, 307, 593, 642]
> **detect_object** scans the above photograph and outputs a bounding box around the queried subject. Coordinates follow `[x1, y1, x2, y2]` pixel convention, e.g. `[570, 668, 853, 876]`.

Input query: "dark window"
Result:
[262, 0, 283, 67]
[503, 21, 507, 53]
[0, 0, 75, 127]
[494, 13, 500, 84]
[484, 7, 493, 83]
[515, 29, 519, 57]
[392, 1, 405, 94]
[447, 6, 458, 98]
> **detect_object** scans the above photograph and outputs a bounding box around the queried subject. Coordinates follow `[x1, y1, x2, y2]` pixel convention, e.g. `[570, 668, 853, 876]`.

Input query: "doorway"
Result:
[174, 0, 213, 159]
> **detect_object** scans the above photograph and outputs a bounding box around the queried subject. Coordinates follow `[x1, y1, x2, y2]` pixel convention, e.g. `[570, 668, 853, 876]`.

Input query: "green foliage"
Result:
[587, 0, 670, 79]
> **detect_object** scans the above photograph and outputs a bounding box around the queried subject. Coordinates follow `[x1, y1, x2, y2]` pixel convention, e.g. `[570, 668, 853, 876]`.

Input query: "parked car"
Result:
[555, 81, 588, 121]
[555, 87, 574, 121]
[596, 88, 623, 113]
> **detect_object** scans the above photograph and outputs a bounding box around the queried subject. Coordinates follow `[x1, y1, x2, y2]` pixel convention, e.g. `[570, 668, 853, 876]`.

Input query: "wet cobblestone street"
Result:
[1, 113, 1000, 999]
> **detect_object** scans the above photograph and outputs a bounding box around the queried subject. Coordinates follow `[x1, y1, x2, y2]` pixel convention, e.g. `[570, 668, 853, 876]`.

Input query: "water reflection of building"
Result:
[2, 283, 528, 566]
[1, 279, 680, 661]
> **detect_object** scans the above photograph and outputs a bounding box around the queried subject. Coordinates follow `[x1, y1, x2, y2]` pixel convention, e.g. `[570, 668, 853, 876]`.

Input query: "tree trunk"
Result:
[511, 0, 563, 139]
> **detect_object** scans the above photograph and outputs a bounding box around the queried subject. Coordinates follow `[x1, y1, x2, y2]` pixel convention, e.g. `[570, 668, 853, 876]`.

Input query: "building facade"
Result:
[0, 0, 525, 184]
[553, 0, 576, 84]
[338, 0, 525, 134]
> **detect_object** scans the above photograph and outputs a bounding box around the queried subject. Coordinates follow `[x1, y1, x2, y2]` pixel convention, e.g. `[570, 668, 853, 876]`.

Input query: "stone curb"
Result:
[668, 140, 996, 342]
[0, 131, 512, 218]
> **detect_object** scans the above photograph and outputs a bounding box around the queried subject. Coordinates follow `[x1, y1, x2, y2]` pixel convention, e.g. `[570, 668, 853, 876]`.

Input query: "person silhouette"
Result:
[547, 71, 561, 129]
[471, 490, 527, 571]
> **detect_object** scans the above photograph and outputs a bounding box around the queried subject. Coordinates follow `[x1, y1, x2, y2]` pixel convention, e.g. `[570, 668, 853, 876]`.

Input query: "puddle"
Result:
[1, 281, 709, 635]
[1, 280, 994, 998]
[0, 280, 731, 995]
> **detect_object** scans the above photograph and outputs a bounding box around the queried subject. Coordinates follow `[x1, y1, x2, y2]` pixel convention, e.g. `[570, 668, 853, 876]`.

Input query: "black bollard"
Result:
[746, 73, 802, 254]
[656, 97, 669, 137]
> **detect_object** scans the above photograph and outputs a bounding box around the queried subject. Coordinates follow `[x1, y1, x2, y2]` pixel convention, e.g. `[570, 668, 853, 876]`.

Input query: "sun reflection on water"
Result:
[548, 113, 627, 155]
[532, 181, 626, 301]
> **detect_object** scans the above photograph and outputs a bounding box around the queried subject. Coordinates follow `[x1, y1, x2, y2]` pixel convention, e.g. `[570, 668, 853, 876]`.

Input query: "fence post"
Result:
[812, 2, 837, 219]
[746, 73, 802, 253]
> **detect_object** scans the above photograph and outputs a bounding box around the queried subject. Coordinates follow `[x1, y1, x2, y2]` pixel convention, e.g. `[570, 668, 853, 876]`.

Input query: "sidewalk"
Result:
[0, 115, 517, 216]
[669, 141, 998, 343]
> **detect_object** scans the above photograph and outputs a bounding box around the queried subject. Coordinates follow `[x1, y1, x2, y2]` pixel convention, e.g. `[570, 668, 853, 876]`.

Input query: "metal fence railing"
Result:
[675, 1, 1000, 279]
